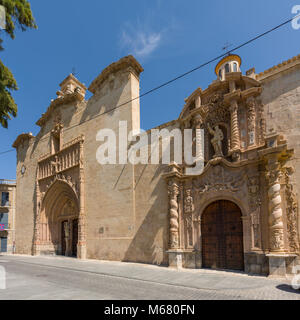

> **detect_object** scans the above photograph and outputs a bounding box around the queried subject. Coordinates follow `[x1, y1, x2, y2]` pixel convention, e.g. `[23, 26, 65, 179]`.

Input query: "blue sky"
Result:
[1, 0, 300, 179]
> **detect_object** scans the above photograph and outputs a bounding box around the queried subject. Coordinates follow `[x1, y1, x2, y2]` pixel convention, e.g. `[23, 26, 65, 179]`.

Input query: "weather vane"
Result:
[222, 42, 233, 55]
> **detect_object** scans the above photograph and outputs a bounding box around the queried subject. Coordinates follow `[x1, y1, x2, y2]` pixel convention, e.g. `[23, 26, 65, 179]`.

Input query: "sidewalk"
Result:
[1, 253, 299, 300]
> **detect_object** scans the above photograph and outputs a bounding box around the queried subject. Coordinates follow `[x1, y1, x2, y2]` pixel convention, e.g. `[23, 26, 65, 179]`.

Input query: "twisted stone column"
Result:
[230, 100, 240, 151]
[266, 155, 284, 252]
[168, 181, 180, 249]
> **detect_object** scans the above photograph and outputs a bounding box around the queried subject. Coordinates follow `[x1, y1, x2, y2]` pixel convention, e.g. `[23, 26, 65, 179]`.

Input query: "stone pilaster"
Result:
[247, 97, 256, 146]
[194, 115, 204, 166]
[33, 181, 41, 256]
[77, 139, 86, 259]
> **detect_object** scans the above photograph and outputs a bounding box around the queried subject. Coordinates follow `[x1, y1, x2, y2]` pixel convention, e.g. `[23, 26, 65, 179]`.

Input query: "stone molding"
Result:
[88, 55, 144, 94]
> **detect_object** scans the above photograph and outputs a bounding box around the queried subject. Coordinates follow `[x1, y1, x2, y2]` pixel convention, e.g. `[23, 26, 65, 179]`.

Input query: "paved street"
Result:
[0, 254, 299, 300]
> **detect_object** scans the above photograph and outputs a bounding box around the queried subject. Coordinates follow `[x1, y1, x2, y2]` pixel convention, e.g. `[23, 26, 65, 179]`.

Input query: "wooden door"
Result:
[201, 200, 244, 270]
[72, 219, 78, 257]
[61, 220, 67, 255]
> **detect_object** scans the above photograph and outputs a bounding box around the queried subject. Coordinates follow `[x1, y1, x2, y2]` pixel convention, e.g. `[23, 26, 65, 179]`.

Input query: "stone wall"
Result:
[259, 63, 300, 251]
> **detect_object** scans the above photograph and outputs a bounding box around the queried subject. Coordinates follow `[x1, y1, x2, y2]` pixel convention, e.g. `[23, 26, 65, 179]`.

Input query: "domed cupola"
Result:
[215, 54, 242, 81]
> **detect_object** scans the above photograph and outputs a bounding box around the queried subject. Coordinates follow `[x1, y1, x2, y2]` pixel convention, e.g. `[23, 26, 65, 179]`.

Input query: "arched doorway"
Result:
[201, 200, 244, 270]
[39, 180, 79, 257]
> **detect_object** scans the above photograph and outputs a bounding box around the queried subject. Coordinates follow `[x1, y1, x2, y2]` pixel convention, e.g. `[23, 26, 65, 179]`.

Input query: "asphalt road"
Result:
[0, 254, 299, 300]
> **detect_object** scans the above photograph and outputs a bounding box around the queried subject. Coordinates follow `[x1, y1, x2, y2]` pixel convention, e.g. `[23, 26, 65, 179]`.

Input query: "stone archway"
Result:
[201, 200, 244, 270]
[38, 179, 79, 257]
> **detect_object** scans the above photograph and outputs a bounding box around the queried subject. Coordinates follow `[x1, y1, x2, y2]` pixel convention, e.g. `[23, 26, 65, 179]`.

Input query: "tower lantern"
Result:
[215, 54, 242, 81]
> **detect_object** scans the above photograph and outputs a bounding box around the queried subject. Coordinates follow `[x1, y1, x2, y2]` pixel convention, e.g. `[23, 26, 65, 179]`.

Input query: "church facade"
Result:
[13, 54, 300, 276]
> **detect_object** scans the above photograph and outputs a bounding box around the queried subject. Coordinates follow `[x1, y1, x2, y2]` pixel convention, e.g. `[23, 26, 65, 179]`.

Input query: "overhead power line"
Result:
[1, 13, 300, 157]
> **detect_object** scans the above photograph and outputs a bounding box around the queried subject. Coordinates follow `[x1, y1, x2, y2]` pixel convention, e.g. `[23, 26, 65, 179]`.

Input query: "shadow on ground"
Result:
[276, 284, 300, 294]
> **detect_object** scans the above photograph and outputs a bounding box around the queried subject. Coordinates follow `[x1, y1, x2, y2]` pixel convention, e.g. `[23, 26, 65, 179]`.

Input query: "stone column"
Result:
[194, 215, 202, 268]
[77, 139, 87, 259]
[265, 154, 284, 252]
[168, 180, 180, 249]
[229, 100, 240, 152]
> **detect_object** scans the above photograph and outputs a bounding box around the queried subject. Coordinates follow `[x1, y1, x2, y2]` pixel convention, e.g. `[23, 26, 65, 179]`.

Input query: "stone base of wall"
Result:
[244, 252, 269, 275]
[167, 250, 280, 276]
[34, 244, 58, 256]
[167, 250, 202, 269]
[266, 253, 299, 277]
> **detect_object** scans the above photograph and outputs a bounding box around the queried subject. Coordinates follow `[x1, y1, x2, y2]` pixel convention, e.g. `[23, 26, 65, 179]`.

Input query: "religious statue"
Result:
[184, 189, 194, 214]
[207, 123, 224, 157]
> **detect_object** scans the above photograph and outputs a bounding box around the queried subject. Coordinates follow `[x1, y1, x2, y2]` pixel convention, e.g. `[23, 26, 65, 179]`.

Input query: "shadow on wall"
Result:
[123, 168, 169, 266]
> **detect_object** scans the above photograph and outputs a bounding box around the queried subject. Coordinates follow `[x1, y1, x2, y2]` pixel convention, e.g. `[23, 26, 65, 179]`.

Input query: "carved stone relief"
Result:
[283, 167, 299, 252]
[193, 165, 244, 194]
[40, 174, 79, 202]
[247, 175, 262, 249]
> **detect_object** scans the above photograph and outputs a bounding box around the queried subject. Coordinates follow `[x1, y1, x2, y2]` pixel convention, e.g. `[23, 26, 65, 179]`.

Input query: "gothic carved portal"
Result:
[33, 134, 86, 259]
[35, 178, 79, 257]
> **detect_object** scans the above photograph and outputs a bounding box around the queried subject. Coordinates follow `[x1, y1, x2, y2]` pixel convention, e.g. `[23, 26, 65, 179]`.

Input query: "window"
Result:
[225, 63, 230, 73]
[219, 69, 222, 80]
[233, 62, 238, 72]
[1, 192, 9, 207]
[52, 135, 60, 154]
[0, 213, 8, 231]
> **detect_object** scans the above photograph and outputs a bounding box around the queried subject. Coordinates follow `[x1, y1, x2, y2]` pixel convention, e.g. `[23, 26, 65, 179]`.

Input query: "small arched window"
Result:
[219, 69, 222, 80]
[225, 63, 230, 73]
[233, 62, 238, 72]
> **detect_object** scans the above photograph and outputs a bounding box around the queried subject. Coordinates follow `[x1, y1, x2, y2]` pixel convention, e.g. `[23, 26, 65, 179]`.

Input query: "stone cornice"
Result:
[163, 157, 261, 181]
[256, 53, 300, 82]
[224, 89, 241, 103]
[12, 132, 35, 149]
[240, 87, 262, 100]
[36, 92, 85, 127]
[184, 87, 202, 104]
[88, 55, 144, 94]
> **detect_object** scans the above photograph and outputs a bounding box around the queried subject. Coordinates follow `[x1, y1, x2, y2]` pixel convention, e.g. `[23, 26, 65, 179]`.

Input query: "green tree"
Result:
[0, 0, 36, 128]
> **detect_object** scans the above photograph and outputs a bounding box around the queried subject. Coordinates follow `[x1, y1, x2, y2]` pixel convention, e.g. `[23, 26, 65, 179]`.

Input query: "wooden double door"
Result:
[61, 219, 78, 257]
[201, 200, 244, 270]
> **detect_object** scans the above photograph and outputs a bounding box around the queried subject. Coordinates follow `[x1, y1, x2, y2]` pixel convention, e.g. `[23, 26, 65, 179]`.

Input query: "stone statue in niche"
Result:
[207, 123, 224, 157]
[184, 189, 194, 214]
